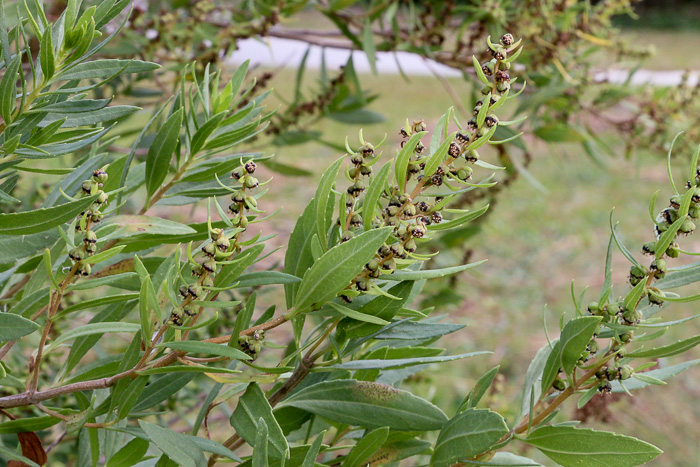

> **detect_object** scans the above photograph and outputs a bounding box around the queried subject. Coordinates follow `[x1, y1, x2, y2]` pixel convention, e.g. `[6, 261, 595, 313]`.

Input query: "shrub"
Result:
[0, 2, 699, 467]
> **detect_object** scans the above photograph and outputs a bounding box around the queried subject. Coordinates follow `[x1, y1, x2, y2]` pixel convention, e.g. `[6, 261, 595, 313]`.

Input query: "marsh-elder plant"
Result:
[0, 2, 699, 467]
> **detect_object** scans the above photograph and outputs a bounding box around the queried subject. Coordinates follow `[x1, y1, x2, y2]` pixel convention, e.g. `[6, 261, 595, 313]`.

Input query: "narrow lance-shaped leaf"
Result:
[146, 108, 183, 200]
[431, 409, 509, 466]
[230, 383, 289, 459]
[293, 227, 392, 314]
[524, 426, 662, 467]
[0, 194, 98, 235]
[362, 162, 391, 231]
[279, 379, 448, 431]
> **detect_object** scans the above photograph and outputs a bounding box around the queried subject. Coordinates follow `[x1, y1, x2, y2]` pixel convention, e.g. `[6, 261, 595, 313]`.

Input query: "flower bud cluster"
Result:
[170, 160, 264, 327]
[238, 330, 265, 361]
[229, 160, 261, 229]
[334, 34, 522, 303]
[586, 160, 700, 392]
[69, 166, 110, 277]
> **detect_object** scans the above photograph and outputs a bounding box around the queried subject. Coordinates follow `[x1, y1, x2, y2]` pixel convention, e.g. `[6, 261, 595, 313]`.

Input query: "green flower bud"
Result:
[409, 224, 426, 238]
[680, 218, 696, 235]
[188, 284, 203, 298]
[202, 243, 217, 257]
[348, 167, 358, 178]
[621, 307, 642, 325]
[91, 212, 103, 223]
[246, 195, 257, 208]
[202, 259, 217, 274]
[95, 191, 108, 204]
[552, 378, 566, 391]
[231, 167, 245, 180]
[229, 202, 241, 213]
[405, 238, 417, 253]
[605, 367, 619, 381]
[480, 85, 492, 95]
[244, 161, 257, 174]
[390, 243, 406, 259]
[386, 205, 399, 217]
[202, 276, 214, 288]
[587, 339, 600, 355]
[619, 332, 633, 343]
[598, 382, 612, 393]
[618, 365, 634, 380]
[183, 304, 197, 317]
[231, 191, 245, 203]
[360, 165, 372, 176]
[666, 243, 680, 258]
[642, 241, 656, 255]
[239, 215, 249, 228]
[366, 259, 380, 271]
[650, 258, 667, 279]
[457, 167, 473, 180]
[81, 180, 94, 195]
[412, 119, 427, 133]
[381, 258, 396, 272]
[244, 176, 259, 189]
[92, 167, 108, 184]
[85, 243, 97, 255]
[669, 194, 681, 208]
[648, 289, 664, 306]
[210, 228, 224, 241]
[351, 153, 364, 165]
[68, 247, 84, 262]
[404, 203, 416, 217]
[216, 236, 230, 252]
[78, 262, 91, 276]
[484, 115, 498, 127]
[689, 206, 700, 219]
[355, 278, 369, 291]
[179, 285, 189, 298]
[83, 230, 97, 244]
[170, 311, 184, 326]
[587, 301, 600, 315]
[341, 230, 354, 243]
[464, 150, 479, 162]
[350, 213, 363, 227]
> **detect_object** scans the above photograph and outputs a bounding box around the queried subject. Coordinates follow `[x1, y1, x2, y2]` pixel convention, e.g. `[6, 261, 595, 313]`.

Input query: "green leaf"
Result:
[427, 205, 489, 232]
[326, 351, 490, 371]
[44, 322, 140, 353]
[0, 194, 97, 235]
[343, 426, 389, 467]
[133, 373, 197, 413]
[626, 334, 700, 358]
[285, 201, 319, 307]
[473, 56, 490, 86]
[314, 155, 344, 243]
[157, 341, 251, 361]
[431, 409, 509, 466]
[56, 59, 160, 80]
[327, 301, 389, 325]
[252, 418, 269, 467]
[302, 433, 326, 467]
[105, 438, 149, 467]
[362, 162, 391, 231]
[361, 20, 377, 75]
[85, 245, 126, 264]
[611, 359, 700, 392]
[465, 365, 500, 409]
[424, 133, 456, 178]
[40, 27, 55, 81]
[386, 261, 486, 281]
[279, 379, 448, 431]
[190, 111, 226, 156]
[139, 420, 207, 467]
[0, 313, 40, 341]
[146, 108, 183, 200]
[374, 320, 464, 341]
[293, 227, 392, 314]
[395, 132, 427, 192]
[234, 271, 301, 288]
[518, 342, 555, 424]
[541, 316, 601, 393]
[0, 415, 61, 433]
[230, 383, 289, 459]
[524, 426, 662, 467]
[0, 55, 20, 124]
[340, 281, 413, 339]
[655, 265, 700, 289]
[139, 276, 156, 344]
[100, 215, 196, 237]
